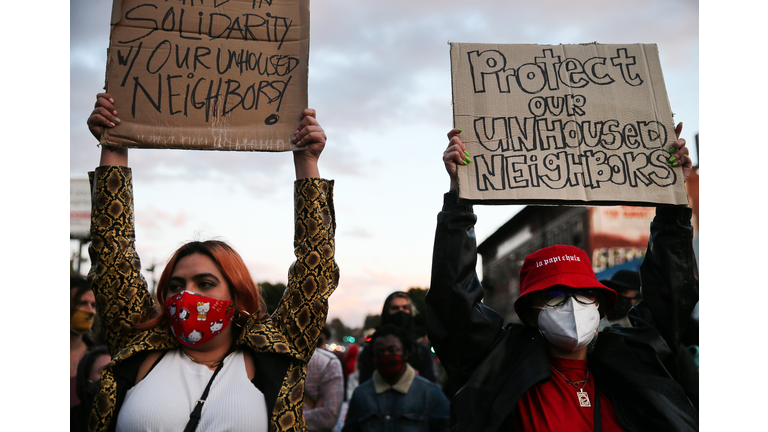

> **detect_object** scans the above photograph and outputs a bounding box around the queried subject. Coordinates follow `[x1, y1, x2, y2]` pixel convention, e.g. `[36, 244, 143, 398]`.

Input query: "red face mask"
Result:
[374, 354, 406, 380]
[164, 291, 235, 347]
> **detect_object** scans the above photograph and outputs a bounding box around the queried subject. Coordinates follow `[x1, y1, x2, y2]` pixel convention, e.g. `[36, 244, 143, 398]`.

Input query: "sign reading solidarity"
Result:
[450, 43, 688, 206]
[102, 0, 309, 151]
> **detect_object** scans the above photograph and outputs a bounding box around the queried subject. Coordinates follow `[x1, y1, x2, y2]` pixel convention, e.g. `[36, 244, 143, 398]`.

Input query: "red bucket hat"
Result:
[513, 245, 617, 318]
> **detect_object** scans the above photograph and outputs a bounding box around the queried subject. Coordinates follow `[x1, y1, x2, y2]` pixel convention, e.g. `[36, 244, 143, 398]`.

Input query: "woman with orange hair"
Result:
[85, 93, 339, 432]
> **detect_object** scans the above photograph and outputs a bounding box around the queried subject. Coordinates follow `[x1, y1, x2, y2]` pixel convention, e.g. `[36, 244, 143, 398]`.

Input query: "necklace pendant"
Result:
[577, 391, 591, 407]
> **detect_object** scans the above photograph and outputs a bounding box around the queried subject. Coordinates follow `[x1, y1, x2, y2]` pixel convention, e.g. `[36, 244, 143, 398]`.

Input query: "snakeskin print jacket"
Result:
[87, 166, 339, 432]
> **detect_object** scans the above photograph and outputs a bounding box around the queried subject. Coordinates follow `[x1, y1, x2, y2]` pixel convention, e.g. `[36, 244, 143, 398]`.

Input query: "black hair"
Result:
[70, 274, 92, 317]
[369, 324, 413, 356]
[75, 345, 110, 406]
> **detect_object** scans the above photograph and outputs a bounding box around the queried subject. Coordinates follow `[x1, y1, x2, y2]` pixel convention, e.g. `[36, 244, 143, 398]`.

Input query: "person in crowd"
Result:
[71, 346, 111, 432]
[426, 124, 698, 431]
[317, 326, 332, 350]
[71, 274, 98, 407]
[304, 327, 345, 432]
[357, 292, 436, 384]
[599, 270, 643, 328]
[343, 325, 450, 432]
[341, 343, 359, 400]
[85, 93, 339, 432]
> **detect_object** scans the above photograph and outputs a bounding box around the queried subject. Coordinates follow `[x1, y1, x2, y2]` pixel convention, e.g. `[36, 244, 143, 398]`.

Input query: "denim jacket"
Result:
[343, 365, 449, 432]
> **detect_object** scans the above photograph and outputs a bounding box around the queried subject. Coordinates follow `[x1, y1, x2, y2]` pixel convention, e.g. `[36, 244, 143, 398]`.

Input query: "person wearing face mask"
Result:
[426, 126, 698, 431]
[599, 270, 643, 328]
[357, 292, 437, 385]
[342, 325, 450, 432]
[85, 93, 339, 432]
[71, 275, 98, 407]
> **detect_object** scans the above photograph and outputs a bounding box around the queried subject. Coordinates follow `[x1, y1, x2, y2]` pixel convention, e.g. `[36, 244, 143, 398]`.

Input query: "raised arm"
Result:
[426, 129, 504, 386]
[629, 123, 697, 350]
[243, 109, 339, 361]
[86, 93, 152, 357]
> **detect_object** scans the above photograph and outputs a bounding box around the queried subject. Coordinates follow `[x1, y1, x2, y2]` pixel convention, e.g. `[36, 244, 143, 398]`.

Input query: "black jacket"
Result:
[426, 191, 698, 432]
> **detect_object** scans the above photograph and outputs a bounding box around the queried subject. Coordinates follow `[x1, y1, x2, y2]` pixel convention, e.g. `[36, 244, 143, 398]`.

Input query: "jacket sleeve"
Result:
[630, 206, 698, 355]
[268, 178, 340, 361]
[425, 191, 504, 385]
[87, 166, 153, 358]
[304, 354, 344, 431]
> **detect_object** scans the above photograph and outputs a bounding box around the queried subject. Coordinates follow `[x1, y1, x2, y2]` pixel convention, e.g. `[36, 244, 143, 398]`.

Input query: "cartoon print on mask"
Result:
[210, 319, 224, 336]
[178, 308, 190, 321]
[183, 329, 204, 345]
[197, 302, 210, 321]
[169, 303, 177, 320]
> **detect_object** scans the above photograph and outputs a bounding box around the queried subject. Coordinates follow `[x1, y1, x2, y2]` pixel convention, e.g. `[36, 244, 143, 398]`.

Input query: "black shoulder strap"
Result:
[183, 361, 224, 432]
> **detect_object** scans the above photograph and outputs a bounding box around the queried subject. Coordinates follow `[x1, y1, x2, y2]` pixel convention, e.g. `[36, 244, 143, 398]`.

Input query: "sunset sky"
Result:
[68, 0, 701, 329]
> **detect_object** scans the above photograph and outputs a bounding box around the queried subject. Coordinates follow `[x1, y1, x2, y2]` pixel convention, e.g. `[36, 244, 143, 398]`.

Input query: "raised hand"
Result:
[443, 129, 471, 192]
[668, 122, 693, 183]
[292, 108, 327, 180]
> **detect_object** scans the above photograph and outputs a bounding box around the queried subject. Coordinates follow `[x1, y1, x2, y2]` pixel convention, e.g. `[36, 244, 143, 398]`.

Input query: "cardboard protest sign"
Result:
[102, 0, 309, 151]
[450, 43, 688, 206]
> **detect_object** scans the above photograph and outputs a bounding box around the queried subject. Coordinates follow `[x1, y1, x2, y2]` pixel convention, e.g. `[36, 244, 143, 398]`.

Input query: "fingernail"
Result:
[114, 118, 121, 124]
[465, 157, 471, 164]
[463, 150, 470, 157]
[669, 156, 676, 163]
[457, 128, 463, 133]
[113, 110, 118, 115]
[678, 122, 683, 127]
[291, 137, 296, 144]
[109, 122, 115, 127]
[668, 147, 675, 154]
[672, 162, 679, 167]
[461, 159, 467, 165]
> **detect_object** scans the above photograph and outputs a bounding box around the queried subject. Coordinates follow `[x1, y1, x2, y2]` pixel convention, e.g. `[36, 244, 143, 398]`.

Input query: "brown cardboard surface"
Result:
[450, 43, 688, 206]
[102, 0, 309, 151]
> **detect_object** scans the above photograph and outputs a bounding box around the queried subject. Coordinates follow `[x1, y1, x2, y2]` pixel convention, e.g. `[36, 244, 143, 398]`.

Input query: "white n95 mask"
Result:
[533, 297, 600, 352]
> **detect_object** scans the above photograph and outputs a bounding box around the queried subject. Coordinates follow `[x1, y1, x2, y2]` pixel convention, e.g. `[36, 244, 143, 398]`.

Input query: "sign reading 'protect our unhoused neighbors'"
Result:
[451, 43, 688, 206]
[102, 0, 309, 151]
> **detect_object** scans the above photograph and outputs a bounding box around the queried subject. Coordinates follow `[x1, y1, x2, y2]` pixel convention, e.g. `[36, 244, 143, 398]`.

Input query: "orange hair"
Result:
[137, 240, 266, 331]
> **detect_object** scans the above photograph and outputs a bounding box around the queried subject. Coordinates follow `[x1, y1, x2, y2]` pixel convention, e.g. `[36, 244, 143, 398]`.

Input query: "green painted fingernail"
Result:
[672, 162, 678, 167]
[465, 157, 472, 164]
[669, 156, 676, 162]
[457, 128, 463, 132]
[463, 150, 470, 156]
[461, 159, 467, 165]
[668, 147, 675, 154]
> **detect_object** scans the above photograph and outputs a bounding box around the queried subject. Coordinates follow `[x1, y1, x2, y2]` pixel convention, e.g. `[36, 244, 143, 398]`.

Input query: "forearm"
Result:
[632, 206, 698, 349]
[426, 191, 503, 381]
[98, 145, 128, 167]
[293, 151, 319, 180]
[87, 166, 152, 357]
[271, 179, 339, 359]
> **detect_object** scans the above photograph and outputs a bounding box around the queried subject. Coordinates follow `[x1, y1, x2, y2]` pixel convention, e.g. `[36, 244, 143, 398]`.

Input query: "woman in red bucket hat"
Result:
[426, 125, 698, 432]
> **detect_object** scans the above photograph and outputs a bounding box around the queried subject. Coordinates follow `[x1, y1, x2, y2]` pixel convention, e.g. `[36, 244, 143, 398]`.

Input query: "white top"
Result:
[116, 350, 268, 432]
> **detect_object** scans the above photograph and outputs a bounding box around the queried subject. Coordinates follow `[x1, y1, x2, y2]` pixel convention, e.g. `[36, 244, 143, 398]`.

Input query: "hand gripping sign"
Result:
[450, 42, 688, 206]
[102, 0, 309, 151]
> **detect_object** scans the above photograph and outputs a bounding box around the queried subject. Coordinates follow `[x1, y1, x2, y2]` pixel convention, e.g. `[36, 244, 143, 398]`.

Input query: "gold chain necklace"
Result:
[182, 350, 227, 369]
[550, 366, 592, 408]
